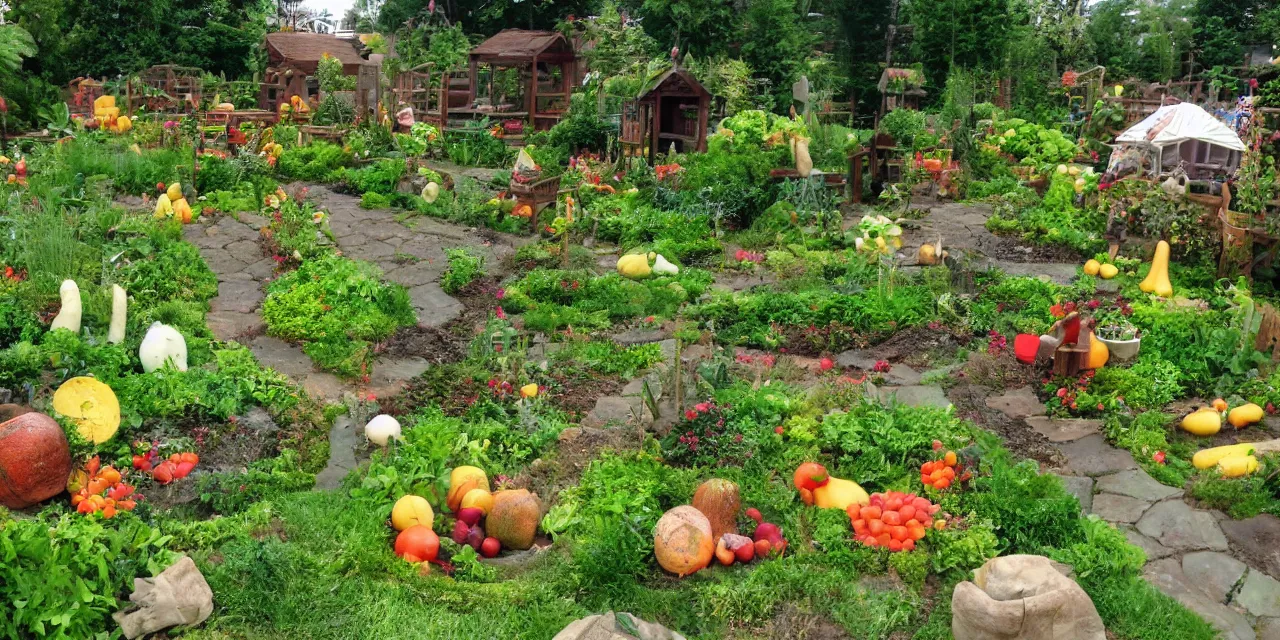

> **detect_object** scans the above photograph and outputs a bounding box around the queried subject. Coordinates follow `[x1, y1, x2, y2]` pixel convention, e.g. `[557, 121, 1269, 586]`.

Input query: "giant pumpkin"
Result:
[0, 412, 73, 509]
[654, 505, 715, 577]
[487, 489, 542, 550]
[691, 478, 740, 542]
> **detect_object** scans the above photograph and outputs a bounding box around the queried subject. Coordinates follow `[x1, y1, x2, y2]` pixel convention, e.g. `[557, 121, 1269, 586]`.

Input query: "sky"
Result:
[307, 0, 356, 21]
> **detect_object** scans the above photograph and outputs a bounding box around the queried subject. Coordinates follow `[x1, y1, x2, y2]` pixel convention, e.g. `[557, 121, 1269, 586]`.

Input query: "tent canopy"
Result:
[1115, 103, 1245, 152]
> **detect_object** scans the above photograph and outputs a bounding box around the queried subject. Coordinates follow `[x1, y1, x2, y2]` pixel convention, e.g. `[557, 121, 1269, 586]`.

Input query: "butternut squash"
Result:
[1218, 455, 1259, 478]
[1193, 443, 1255, 470]
[49, 280, 82, 333]
[1139, 240, 1173, 297]
[1228, 403, 1264, 429]
[1085, 332, 1108, 369]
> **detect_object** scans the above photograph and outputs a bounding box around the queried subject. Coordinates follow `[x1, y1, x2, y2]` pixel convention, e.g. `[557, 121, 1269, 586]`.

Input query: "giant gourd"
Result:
[487, 489, 542, 550]
[49, 280, 82, 333]
[1085, 332, 1109, 369]
[1180, 407, 1222, 436]
[107, 285, 127, 344]
[1139, 240, 1173, 297]
[0, 412, 73, 509]
[139, 323, 188, 373]
[691, 478, 740, 542]
[52, 377, 120, 444]
[654, 505, 714, 577]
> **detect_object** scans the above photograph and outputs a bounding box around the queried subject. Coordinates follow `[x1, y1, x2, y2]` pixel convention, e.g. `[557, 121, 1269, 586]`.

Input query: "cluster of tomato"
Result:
[133, 449, 199, 484]
[920, 441, 970, 490]
[70, 456, 137, 518]
[848, 491, 941, 552]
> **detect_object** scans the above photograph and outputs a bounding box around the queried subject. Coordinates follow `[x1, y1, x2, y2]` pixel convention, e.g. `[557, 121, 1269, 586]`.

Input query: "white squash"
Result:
[49, 280, 82, 333]
[652, 254, 679, 275]
[365, 414, 402, 446]
[139, 323, 188, 373]
[794, 139, 814, 177]
[107, 285, 127, 344]
[422, 182, 440, 204]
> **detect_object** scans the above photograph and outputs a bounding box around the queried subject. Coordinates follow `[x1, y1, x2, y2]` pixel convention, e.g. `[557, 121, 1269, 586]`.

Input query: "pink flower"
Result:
[495, 288, 505, 300]
[1153, 451, 1166, 464]
[495, 306, 507, 320]
[761, 355, 776, 368]
[735, 353, 754, 364]
[685, 410, 698, 421]
[873, 360, 891, 373]
[695, 402, 711, 413]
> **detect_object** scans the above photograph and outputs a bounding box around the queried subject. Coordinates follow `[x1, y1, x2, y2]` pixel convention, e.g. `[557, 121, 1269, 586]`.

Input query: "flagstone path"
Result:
[985, 386, 1280, 640]
[185, 184, 522, 401]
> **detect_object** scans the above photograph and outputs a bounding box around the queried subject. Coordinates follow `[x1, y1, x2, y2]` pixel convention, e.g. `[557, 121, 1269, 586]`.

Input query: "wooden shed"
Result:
[259, 32, 368, 113]
[620, 66, 710, 162]
[457, 29, 577, 132]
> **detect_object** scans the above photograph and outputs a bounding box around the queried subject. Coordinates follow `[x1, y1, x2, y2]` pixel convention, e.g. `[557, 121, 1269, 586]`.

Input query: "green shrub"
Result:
[276, 143, 351, 181]
[441, 247, 485, 294]
[198, 450, 316, 515]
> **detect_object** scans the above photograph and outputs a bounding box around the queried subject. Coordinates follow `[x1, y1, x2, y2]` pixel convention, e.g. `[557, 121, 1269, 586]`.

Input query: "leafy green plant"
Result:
[441, 247, 485, 294]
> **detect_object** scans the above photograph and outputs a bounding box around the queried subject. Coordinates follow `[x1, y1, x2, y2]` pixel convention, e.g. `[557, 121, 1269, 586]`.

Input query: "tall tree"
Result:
[907, 0, 1021, 90]
[618, 0, 738, 57]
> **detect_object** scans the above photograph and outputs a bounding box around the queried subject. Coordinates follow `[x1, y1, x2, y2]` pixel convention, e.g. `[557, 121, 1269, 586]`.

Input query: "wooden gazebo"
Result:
[457, 29, 577, 132]
[620, 65, 710, 162]
[258, 32, 368, 112]
[130, 65, 202, 113]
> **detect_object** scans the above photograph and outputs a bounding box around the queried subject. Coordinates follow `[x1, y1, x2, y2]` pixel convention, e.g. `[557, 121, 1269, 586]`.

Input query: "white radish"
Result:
[49, 280, 82, 333]
[139, 322, 188, 373]
[107, 285, 127, 344]
[365, 414, 402, 446]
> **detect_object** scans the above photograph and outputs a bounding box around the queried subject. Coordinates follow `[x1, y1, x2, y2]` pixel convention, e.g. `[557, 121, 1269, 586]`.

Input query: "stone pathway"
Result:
[185, 184, 520, 400]
[986, 386, 1280, 640]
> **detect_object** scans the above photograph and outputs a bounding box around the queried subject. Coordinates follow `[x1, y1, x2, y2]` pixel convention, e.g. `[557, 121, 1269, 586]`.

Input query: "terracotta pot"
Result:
[0, 412, 73, 509]
[1014, 334, 1040, 364]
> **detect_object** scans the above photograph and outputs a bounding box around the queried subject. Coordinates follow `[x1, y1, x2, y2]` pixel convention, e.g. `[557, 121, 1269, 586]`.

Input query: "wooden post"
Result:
[696, 95, 708, 152]
[529, 57, 538, 130]
[650, 92, 662, 164]
[468, 57, 478, 106]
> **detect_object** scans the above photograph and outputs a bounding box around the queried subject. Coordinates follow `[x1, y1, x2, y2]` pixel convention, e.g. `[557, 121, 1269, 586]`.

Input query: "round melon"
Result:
[692, 478, 740, 542]
[391, 495, 435, 531]
[654, 505, 715, 577]
[487, 489, 542, 550]
[0, 412, 73, 509]
[460, 488, 494, 514]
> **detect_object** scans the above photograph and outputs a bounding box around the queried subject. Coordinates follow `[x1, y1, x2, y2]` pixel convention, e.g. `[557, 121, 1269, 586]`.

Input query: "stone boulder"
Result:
[553, 611, 686, 640]
[952, 555, 1105, 640]
[113, 556, 213, 639]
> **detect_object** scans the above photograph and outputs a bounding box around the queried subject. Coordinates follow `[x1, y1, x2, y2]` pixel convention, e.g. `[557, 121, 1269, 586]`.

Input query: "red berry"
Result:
[819, 357, 834, 371]
[774, 426, 784, 435]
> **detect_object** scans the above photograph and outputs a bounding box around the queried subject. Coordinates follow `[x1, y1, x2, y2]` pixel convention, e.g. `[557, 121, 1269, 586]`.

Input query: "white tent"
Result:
[1110, 103, 1245, 179]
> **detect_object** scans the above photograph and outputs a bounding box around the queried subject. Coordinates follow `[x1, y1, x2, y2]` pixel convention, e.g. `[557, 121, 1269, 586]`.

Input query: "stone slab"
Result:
[1238, 570, 1280, 618]
[1136, 500, 1229, 552]
[1056, 434, 1138, 476]
[1182, 551, 1247, 603]
[407, 283, 464, 328]
[314, 415, 358, 490]
[205, 311, 265, 342]
[1053, 473, 1094, 514]
[1122, 525, 1176, 560]
[1091, 493, 1151, 524]
[1257, 617, 1280, 640]
[1144, 558, 1257, 640]
[1221, 515, 1280, 581]
[1025, 416, 1101, 443]
[877, 385, 952, 409]
[248, 335, 317, 379]
[986, 386, 1047, 419]
[209, 280, 264, 315]
[1095, 469, 1184, 502]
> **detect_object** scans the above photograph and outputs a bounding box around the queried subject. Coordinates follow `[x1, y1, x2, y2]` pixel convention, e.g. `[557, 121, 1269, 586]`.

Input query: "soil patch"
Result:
[381, 324, 465, 363]
[546, 371, 627, 420]
[746, 603, 849, 640]
[513, 426, 640, 505]
[948, 381, 1064, 466]
[984, 235, 1082, 263]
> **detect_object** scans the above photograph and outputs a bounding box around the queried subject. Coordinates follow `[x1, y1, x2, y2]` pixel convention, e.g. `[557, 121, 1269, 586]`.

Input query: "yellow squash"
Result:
[1085, 332, 1109, 369]
[1228, 403, 1264, 429]
[1098, 263, 1119, 279]
[1139, 240, 1173, 297]
[1218, 455, 1259, 478]
[1180, 407, 1222, 437]
[1193, 443, 1255, 469]
[812, 476, 870, 510]
[1083, 259, 1100, 276]
[617, 254, 651, 279]
[52, 377, 121, 444]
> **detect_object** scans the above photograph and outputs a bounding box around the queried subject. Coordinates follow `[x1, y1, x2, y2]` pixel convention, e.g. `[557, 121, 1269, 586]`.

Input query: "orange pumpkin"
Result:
[394, 525, 440, 563]
[692, 478, 740, 542]
[654, 505, 715, 577]
[0, 412, 74, 509]
[512, 204, 533, 218]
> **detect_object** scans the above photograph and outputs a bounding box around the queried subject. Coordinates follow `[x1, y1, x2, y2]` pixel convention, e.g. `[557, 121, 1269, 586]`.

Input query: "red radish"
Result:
[480, 537, 501, 558]
[819, 357, 834, 371]
[451, 520, 470, 545]
[157, 182, 166, 192]
[722, 533, 755, 563]
[745, 508, 762, 524]
[754, 538, 772, 558]
[457, 507, 484, 527]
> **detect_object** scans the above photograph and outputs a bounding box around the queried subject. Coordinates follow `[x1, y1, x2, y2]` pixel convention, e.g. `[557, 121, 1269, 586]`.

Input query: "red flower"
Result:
[495, 306, 507, 320]
[495, 288, 505, 300]
[1057, 388, 1067, 398]
[685, 410, 698, 421]
[1096, 403, 1104, 411]
[1153, 451, 1166, 465]
[873, 360, 891, 373]
[761, 355, 776, 368]
[774, 426, 784, 435]
[819, 357, 834, 371]
[695, 402, 711, 412]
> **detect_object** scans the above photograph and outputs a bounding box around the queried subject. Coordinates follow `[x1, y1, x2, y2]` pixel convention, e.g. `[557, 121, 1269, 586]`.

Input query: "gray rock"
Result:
[224, 239, 264, 265]
[407, 283, 464, 328]
[248, 335, 316, 379]
[553, 611, 687, 640]
[204, 311, 265, 342]
[986, 386, 1047, 419]
[1182, 551, 1247, 602]
[301, 372, 346, 400]
[314, 415, 358, 490]
[1221, 515, 1280, 581]
[613, 328, 668, 345]
[200, 249, 249, 275]
[242, 258, 278, 280]
[878, 385, 952, 409]
[209, 280, 264, 315]
[1136, 501, 1229, 552]
[236, 406, 278, 434]
[1238, 571, 1280, 618]
[582, 396, 638, 428]
[1053, 474, 1094, 514]
[951, 554, 1106, 640]
[1056, 434, 1137, 476]
[113, 556, 213, 640]
[1090, 493, 1151, 524]
[1121, 526, 1175, 560]
[1025, 416, 1101, 443]
[384, 260, 446, 288]
[882, 364, 923, 386]
[1143, 558, 1257, 640]
[836, 349, 878, 370]
[346, 239, 398, 261]
[1256, 617, 1280, 640]
[1095, 469, 1183, 502]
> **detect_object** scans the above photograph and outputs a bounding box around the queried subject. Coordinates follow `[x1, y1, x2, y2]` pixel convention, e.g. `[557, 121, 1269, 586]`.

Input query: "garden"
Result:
[5, 1, 1280, 639]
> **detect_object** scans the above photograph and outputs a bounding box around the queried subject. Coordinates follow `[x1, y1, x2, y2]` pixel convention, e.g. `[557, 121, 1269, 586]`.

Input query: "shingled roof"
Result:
[265, 32, 367, 75]
[471, 30, 574, 63]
